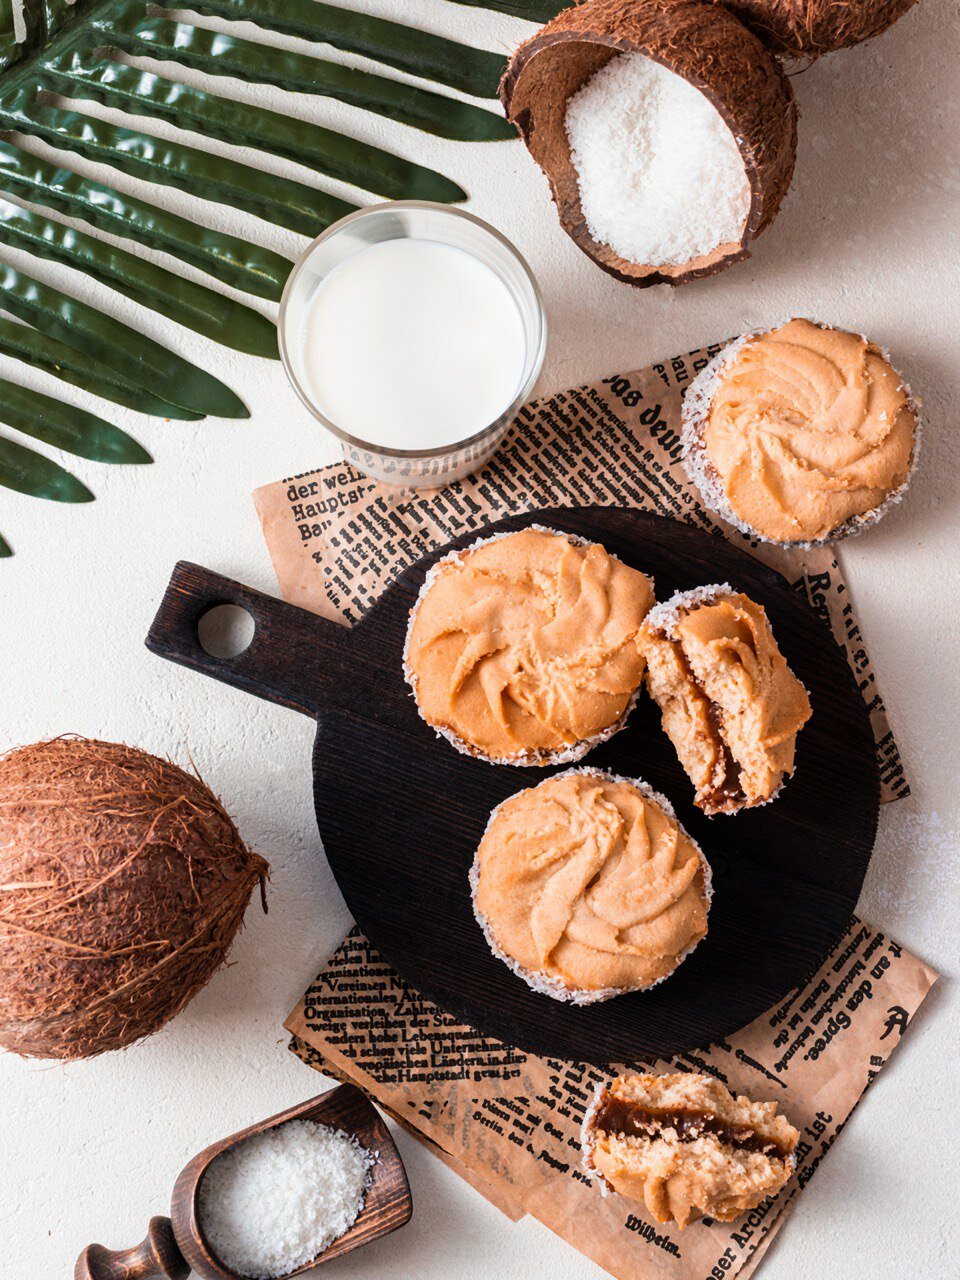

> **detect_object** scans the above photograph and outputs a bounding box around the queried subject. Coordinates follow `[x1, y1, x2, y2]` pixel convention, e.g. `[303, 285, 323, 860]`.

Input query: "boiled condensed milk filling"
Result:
[298, 238, 526, 451]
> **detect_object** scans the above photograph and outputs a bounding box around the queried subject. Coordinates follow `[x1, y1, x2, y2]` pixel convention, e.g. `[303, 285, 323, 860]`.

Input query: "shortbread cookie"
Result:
[640, 585, 811, 814]
[682, 318, 919, 545]
[471, 769, 710, 1002]
[404, 526, 655, 765]
[582, 1072, 799, 1227]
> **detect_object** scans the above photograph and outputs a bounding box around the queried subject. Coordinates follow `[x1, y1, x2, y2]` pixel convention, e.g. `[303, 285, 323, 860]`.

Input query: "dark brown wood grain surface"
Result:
[147, 505, 879, 1062]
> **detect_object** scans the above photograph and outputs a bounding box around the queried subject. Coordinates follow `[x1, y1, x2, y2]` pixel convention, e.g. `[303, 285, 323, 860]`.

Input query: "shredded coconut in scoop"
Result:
[565, 52, 751, 267]
[198, 1119, 374, 1279]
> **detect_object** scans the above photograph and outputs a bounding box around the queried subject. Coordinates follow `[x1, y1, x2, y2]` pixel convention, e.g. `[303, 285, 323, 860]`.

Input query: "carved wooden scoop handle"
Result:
[75, 1216, 190, 1280]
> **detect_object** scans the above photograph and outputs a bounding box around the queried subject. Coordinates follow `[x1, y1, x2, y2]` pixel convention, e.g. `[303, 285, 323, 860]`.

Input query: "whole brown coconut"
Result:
[501, 0, 797, 287]
[711, 0, 919, 60]
[0, 737, 268, 1059]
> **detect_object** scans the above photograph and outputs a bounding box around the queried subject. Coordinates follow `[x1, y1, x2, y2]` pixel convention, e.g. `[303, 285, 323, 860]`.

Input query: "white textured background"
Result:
[1, 2, 957, 1277]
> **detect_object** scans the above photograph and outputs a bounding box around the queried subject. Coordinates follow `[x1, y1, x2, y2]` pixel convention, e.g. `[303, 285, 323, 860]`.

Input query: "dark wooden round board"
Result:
[147, 506, 879, 1063]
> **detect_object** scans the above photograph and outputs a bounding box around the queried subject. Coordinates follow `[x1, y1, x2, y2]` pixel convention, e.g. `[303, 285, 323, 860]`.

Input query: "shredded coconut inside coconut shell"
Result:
[565, 53, 751, 268]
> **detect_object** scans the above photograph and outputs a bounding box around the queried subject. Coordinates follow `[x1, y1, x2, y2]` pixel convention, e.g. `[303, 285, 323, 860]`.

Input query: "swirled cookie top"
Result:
[702, 319, 916, 542]
[641, 588, 811, 812]
[474, 772, 709, 995]
[405, 528, 654, 761]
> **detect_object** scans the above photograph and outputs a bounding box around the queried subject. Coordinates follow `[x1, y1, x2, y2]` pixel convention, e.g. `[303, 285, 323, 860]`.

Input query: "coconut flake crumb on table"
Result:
[565, 53, 751, 267]
[198, 1120, 374, 1279]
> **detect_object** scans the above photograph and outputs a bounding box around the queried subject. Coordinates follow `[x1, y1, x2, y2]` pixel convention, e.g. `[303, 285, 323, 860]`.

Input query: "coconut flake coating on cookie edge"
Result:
[643, 583, 811, 815]
[680, 325, 922, 548]
[580, 1085, 614, 1192]
[402, 526, 652, 767]
[644, 582, 737, 641]
[470, 767, 712, 1004]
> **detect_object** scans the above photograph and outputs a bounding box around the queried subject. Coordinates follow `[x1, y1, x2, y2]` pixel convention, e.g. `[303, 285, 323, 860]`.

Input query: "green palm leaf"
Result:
[7, 93, 363, 239]
[191, 0, 507, 98]
[0, 200, 278, 357]
[0, 141, 292, 302]
[0, 0, 528, 555]
[443, 0, 567, 17]
[0, 532, 12, 557]
[0, 317, 202, 419]
[0, 376, 152, 464]
[0, 263, 247, 418]
[40, 54, 467, 203]
[0, 434, 94, 503]
[105, 12, 514, 142]
[0, 1, 17, 76]
[5, 97, 360, 238]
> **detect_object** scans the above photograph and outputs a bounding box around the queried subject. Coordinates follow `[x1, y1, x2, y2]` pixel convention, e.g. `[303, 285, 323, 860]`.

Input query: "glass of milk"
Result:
[279, 202, 546, 487]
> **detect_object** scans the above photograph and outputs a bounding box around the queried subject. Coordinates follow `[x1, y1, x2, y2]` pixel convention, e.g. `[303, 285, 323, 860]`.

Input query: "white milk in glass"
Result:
[300, 239, 526, 451]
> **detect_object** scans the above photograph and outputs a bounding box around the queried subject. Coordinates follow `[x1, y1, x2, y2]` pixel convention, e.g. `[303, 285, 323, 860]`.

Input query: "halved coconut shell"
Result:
[500, 0, 797, 287]
[714, 0, 919, 60]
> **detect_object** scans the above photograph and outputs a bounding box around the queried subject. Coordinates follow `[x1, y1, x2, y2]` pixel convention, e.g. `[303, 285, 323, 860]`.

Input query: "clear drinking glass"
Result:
[278, 202, 547, 488]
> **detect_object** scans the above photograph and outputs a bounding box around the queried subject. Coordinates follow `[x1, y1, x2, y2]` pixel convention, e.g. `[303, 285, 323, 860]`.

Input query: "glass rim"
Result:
[277, 201, 547, 461]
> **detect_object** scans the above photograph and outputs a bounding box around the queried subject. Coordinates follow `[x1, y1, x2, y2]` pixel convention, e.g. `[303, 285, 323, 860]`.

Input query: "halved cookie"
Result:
[639, 584, 811, 814]
[471, 768, 711, 1003]
[404, 526, 655, 765]
[582, 1072, 799, 1227]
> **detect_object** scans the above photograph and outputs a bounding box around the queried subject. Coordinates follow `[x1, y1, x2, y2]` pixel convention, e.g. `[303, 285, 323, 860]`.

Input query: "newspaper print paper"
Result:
[288, 1031, 524, 1221]
[255, 342, 928, 1277]
[287, 923, 936, 1280]
[254, 343, 908, 801]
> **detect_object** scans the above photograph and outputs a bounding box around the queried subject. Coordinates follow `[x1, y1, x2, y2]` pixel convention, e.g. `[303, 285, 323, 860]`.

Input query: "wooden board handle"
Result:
[75, 1217, 189, 1280]
[146, 561, 354, 718]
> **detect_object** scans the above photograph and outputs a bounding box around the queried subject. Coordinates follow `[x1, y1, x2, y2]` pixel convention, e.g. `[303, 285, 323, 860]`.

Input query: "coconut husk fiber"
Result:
[713, 0, 919, 60]
[0, 737, 268, 1060]
[501, 0, 797, 287]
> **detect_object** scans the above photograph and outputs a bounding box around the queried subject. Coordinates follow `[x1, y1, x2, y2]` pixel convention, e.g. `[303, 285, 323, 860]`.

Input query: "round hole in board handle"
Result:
[197, 604, 255, 661]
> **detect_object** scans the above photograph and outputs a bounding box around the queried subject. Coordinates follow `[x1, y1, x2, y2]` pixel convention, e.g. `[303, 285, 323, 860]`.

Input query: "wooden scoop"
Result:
[76, 1084, 412, 1280]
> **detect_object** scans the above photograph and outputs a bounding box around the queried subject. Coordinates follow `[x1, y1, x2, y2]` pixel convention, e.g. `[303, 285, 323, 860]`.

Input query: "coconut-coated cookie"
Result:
[639, 585, 811, 814]
[404, 526, 654, 765]
[471, 769, 710, 1002]
[582, 1072, 799, 1227]
[682, 319, 919, 546]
